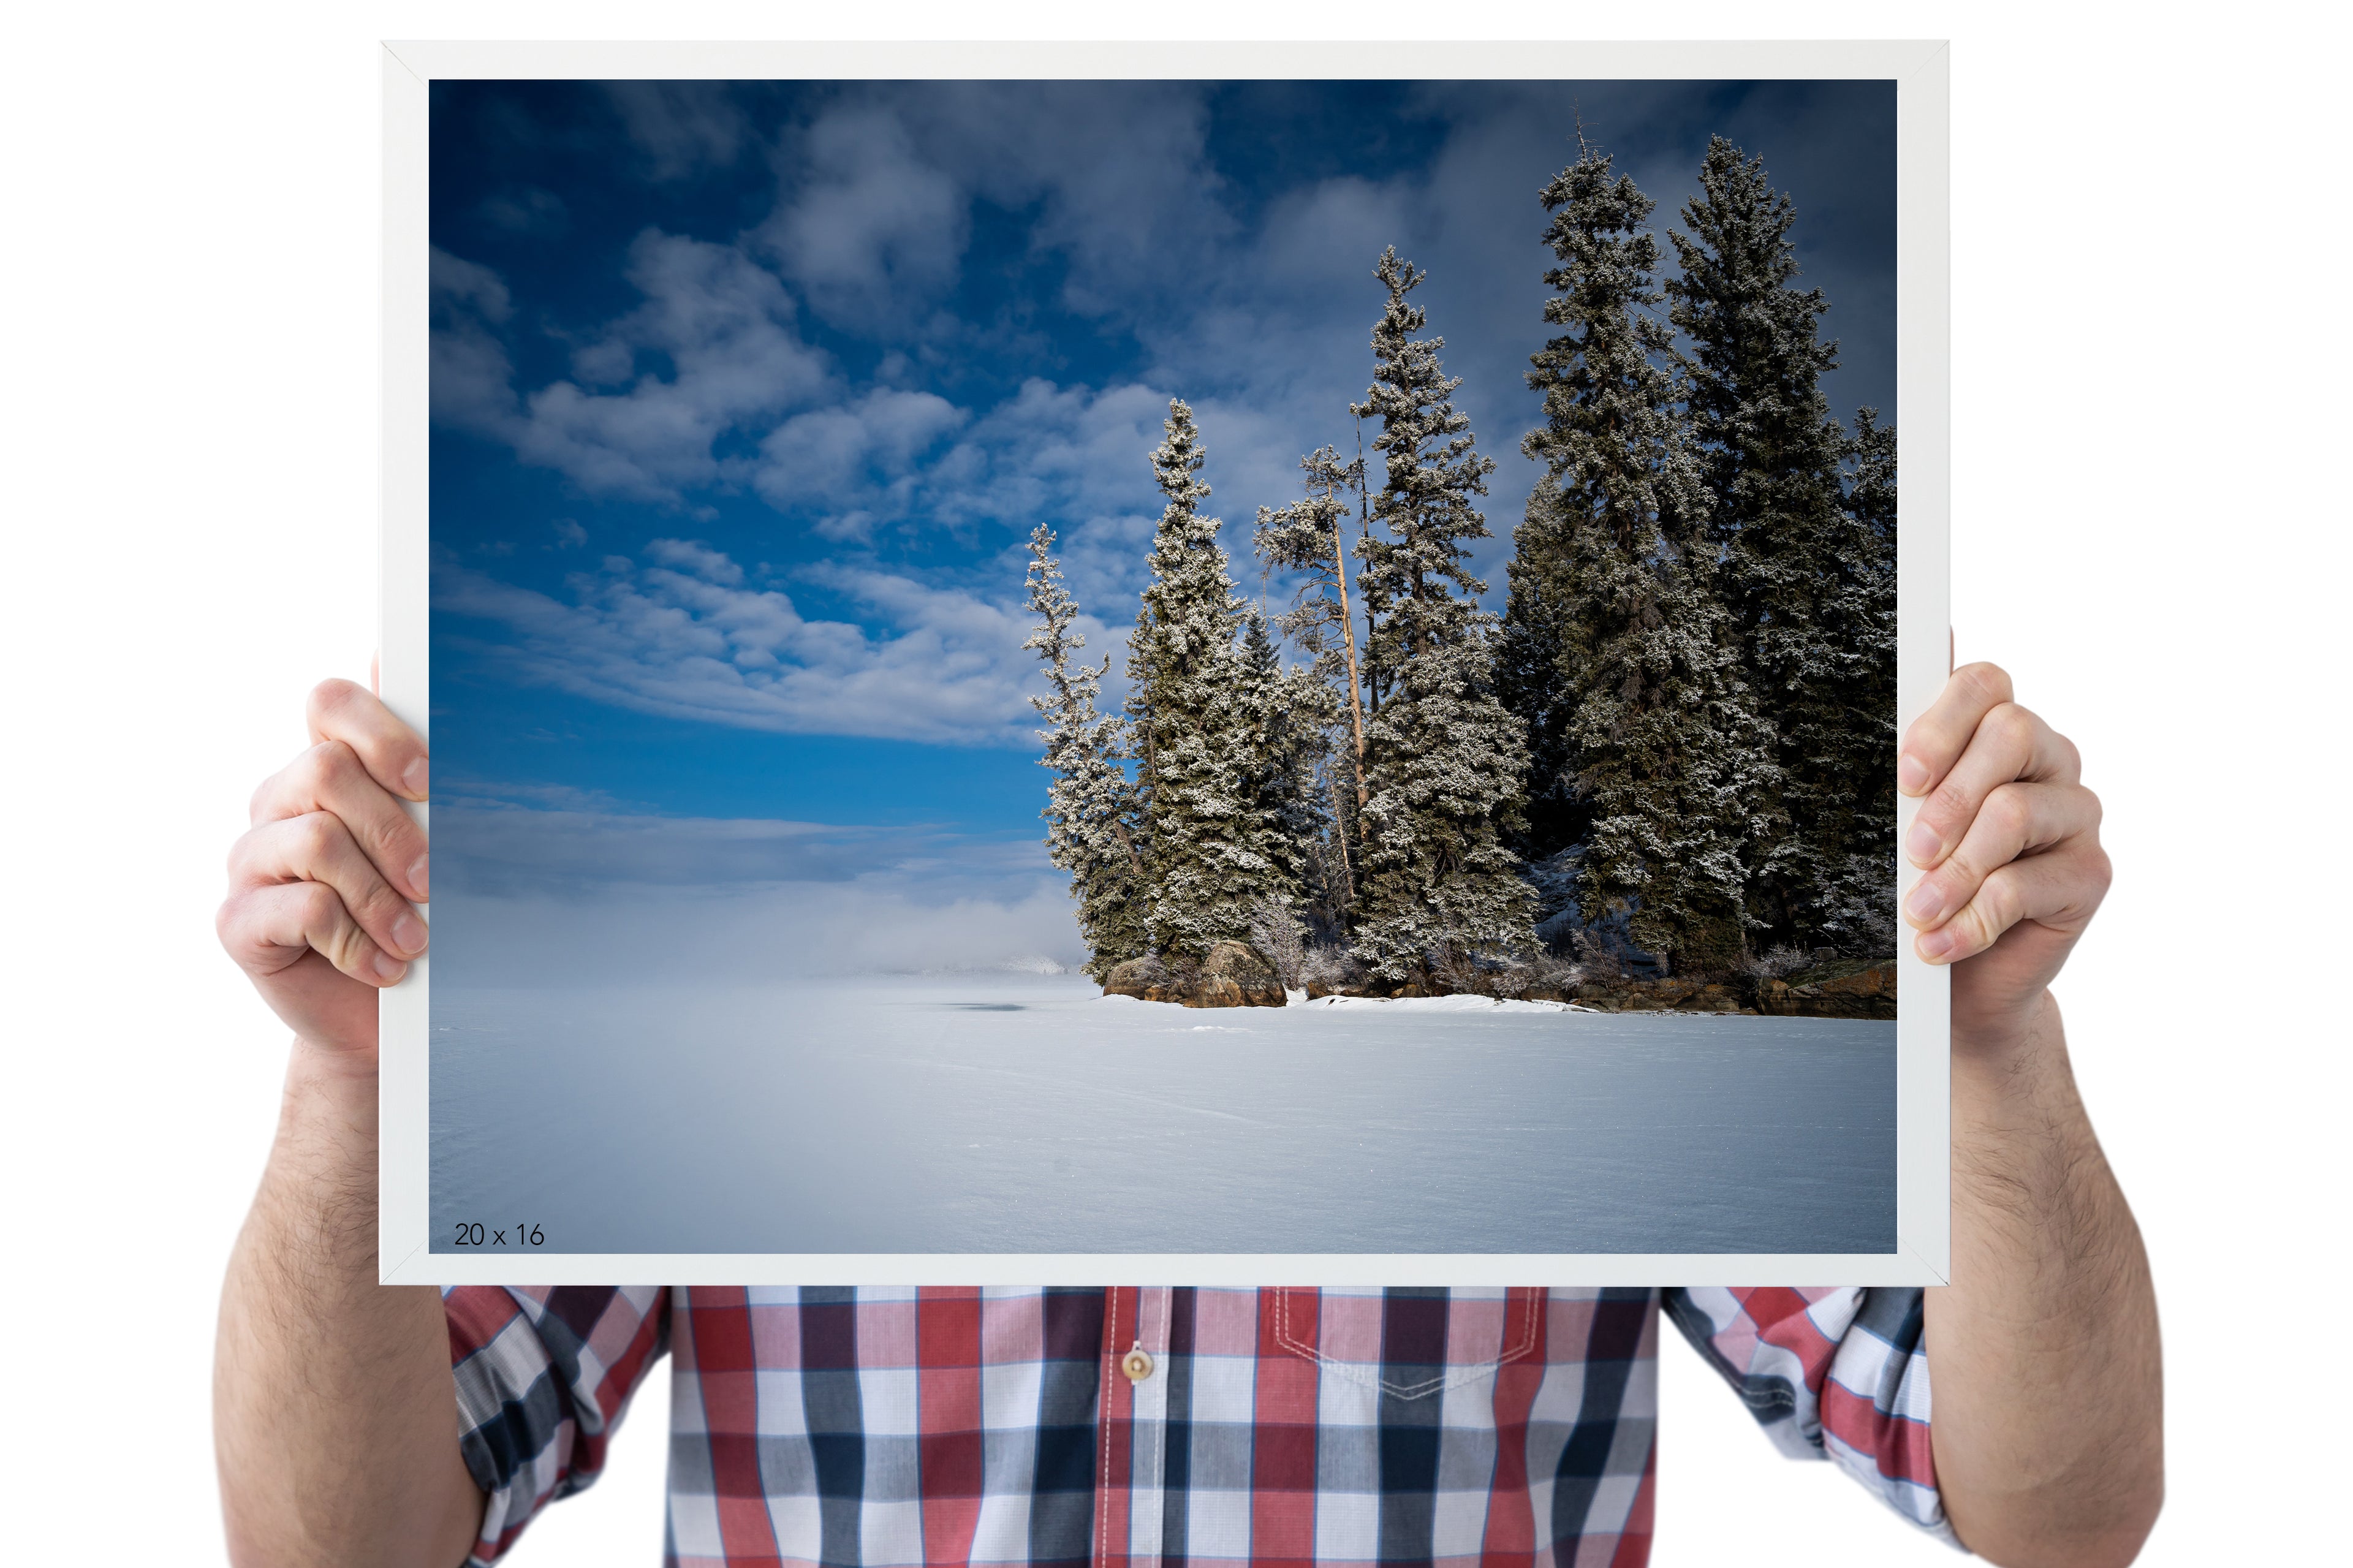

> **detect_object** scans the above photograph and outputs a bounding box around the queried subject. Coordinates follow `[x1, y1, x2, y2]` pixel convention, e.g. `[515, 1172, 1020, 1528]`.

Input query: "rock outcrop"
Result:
[1102, 941, 1287, 1008]
[1568, 977, 1749, 1014]
[1754, 956, 1897, 1021]
[1295, 956, 1898, 1020]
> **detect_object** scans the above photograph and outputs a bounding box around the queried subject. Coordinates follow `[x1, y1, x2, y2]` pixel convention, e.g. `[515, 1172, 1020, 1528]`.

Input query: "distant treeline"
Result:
[1025, 135, 1895, 984]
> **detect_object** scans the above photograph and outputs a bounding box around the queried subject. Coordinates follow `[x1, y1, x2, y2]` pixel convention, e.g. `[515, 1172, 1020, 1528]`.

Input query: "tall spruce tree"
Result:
[1346, 248, 1537, 981]
[1825, 404, 1900, 945]
[1510, 143, 1777, 974]
[1023, 523, 1146, 973]
[1493, 472, 1580, 856]
[1237, 606, 1336, 916]
[1255, 444, 1373, 878]
[1126, 400, 1291, 958]
[1666, 135, 1892, 950]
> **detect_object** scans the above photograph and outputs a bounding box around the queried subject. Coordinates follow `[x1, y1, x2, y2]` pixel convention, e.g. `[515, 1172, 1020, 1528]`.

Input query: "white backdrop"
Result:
[1, 4, 2341, 1564]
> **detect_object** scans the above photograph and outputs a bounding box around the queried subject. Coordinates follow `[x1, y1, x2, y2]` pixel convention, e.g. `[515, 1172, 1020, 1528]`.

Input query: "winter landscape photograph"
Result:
[426, 77, 1902, 1256]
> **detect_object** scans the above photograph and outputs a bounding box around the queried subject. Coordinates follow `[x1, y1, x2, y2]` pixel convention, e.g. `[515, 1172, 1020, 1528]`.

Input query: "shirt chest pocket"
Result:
[1268, 1285, 1545, 1401]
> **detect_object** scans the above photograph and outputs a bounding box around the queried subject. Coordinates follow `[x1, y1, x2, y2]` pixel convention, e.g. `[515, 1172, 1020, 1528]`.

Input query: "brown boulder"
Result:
[1102, 941, 1287, 1008]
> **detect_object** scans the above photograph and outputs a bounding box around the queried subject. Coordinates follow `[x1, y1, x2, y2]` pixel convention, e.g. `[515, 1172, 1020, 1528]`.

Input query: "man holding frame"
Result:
[213, 659, 2160, 1568]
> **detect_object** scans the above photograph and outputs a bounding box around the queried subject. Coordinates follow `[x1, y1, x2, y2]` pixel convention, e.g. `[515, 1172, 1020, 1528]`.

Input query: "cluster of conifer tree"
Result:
[1025, 135, 1895, 983]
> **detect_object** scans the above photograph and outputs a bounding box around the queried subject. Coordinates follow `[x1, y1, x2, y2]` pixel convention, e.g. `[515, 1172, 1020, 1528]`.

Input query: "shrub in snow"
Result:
[1248, 899, 1308, 990]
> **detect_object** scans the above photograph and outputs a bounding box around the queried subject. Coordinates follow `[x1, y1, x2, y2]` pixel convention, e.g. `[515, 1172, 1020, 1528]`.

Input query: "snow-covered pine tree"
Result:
[1512, 143, 1778, 975]
[1494, 472, 1579, 857]
[1822, 405, 1900, 947]
[1346, 248, 1538, 982]
[1665, 135, 1891, 952]
[1237, 605, 1338, 920]
[1023, 522, 1146, 974]
[1126, 399, 1292, 958]
[1254, 444, 1372, 877]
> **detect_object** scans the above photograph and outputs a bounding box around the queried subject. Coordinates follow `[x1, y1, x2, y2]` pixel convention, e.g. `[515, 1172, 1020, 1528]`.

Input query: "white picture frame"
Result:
[379, 37, 1950, 1288]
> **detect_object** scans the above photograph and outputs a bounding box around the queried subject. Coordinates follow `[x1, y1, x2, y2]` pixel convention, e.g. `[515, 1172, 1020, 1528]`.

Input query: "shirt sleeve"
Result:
[1663, 1286, 1960, 1548]
[442, 1285, 672, 1564]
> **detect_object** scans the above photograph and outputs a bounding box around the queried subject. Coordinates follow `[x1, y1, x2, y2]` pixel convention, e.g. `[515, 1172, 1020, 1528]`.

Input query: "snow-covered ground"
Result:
[431, 972, 1894, 1256]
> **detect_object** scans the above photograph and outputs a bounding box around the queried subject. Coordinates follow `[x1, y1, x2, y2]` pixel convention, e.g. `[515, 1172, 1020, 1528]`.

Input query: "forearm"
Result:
[1925, 993, 2162, 1566]
[214, 1040, 485, 1567]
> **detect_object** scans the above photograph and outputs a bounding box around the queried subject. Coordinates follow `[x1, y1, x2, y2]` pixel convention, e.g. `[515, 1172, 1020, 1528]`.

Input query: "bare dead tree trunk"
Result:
[1329, 477, 1370, 817]
[1327, 762, 1352, 910]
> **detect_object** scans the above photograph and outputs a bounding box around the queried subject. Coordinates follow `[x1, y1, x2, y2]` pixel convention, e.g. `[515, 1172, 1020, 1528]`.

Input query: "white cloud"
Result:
[756, 104, 966, 330]
[604, 82, 749, 181]
[435, 540, 1104, 748]
[753, 387, 967, 539]
[430, 246, 521, 434]
[431, 232, 836, 501]
[914, 81, 1232, 317]
[641, 536, 743, 585]
[751, 85, 1230, 336]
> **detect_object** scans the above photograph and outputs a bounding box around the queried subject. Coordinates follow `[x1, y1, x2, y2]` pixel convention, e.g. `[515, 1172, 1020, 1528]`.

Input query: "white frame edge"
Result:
[378, 36, 1952, 1289]
[380, 42, 434, 1287]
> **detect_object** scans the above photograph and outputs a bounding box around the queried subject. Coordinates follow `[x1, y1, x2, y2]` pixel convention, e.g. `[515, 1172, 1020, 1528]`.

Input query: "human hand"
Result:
[1899, 661, 2110, 1050]
[216, 678, 430, 1062]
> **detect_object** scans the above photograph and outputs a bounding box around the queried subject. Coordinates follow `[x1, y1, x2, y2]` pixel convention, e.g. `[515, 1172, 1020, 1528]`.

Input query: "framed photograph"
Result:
[379, 40, 1950, 1286]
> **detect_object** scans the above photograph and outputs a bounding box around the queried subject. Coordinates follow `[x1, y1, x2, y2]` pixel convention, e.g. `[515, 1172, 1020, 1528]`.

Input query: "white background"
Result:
[0, 3, 2341, 1564]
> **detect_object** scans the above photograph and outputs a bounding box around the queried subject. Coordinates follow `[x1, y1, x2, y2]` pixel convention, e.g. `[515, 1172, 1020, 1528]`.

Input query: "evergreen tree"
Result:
[1823, 404, 1900, 946]
[1023, 523, 1146, 974]
[1237, 606, 1337, 917]
[1511, 143, 1777, 974]
[1254, 444, 1372, 890]
[1126, 400, 1290, 958]
[1346, 248, 1538, 981]
[1493, 472, 1580, 857]
[1665, 135, 1892, 950]
[1846, 406, 1898, 551]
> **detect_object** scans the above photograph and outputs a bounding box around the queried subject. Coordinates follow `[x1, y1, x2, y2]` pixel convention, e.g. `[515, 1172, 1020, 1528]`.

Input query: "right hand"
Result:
[216, 677, 430, 1060]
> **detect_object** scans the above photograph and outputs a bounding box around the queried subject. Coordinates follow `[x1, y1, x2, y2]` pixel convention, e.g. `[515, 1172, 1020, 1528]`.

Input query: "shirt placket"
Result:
[1097, 1284, 1176, 1568]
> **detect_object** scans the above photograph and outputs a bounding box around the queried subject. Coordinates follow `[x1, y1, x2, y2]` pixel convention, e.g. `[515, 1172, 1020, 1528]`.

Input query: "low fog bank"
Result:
[427, 796, 1088, 983]
[431, 876, 1086, 986]
[433, 798, 1051, 896]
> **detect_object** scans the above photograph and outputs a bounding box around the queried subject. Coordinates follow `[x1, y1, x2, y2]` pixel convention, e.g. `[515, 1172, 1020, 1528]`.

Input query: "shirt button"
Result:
[1121, 1346, 1154, 1382]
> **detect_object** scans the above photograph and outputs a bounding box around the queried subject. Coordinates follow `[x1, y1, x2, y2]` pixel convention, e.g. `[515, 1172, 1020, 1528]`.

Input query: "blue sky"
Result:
[427, 78, 1893, 959]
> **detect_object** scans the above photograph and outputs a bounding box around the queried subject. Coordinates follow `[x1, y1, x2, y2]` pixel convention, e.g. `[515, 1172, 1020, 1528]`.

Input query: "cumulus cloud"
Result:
[756, 104, 966, 330]
[754, 387, 967, 539]
[753, 83, 1229, 335]
[430, 247, 521, 434]
[605, 81, 751, 181]
[434, 539, 1116, 748]
[431, 232, 835, 500]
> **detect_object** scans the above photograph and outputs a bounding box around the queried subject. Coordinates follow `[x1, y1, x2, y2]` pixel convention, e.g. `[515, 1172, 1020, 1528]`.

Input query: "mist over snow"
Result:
[432, 791, 1085, 983]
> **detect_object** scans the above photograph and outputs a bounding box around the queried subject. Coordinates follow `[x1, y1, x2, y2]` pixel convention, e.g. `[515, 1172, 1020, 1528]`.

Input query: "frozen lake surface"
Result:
[431, 973, 1895, 1255]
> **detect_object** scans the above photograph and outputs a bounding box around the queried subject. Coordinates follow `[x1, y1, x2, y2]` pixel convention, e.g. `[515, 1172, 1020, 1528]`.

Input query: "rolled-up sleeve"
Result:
[442, 1285, 671, 1564]
[1665, 1286, 1959, 1548]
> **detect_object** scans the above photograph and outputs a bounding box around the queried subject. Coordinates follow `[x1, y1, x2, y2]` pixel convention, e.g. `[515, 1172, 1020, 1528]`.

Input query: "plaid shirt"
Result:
[445, 1286, 1954, 1566]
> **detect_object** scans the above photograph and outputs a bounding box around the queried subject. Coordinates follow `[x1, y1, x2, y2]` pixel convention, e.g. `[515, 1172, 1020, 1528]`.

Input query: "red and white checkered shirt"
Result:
[444, 1286, 1953, 1566]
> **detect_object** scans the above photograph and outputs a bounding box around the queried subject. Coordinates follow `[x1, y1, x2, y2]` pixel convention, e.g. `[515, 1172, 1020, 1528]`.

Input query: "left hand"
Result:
[1898, 661, 2110, 1047]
